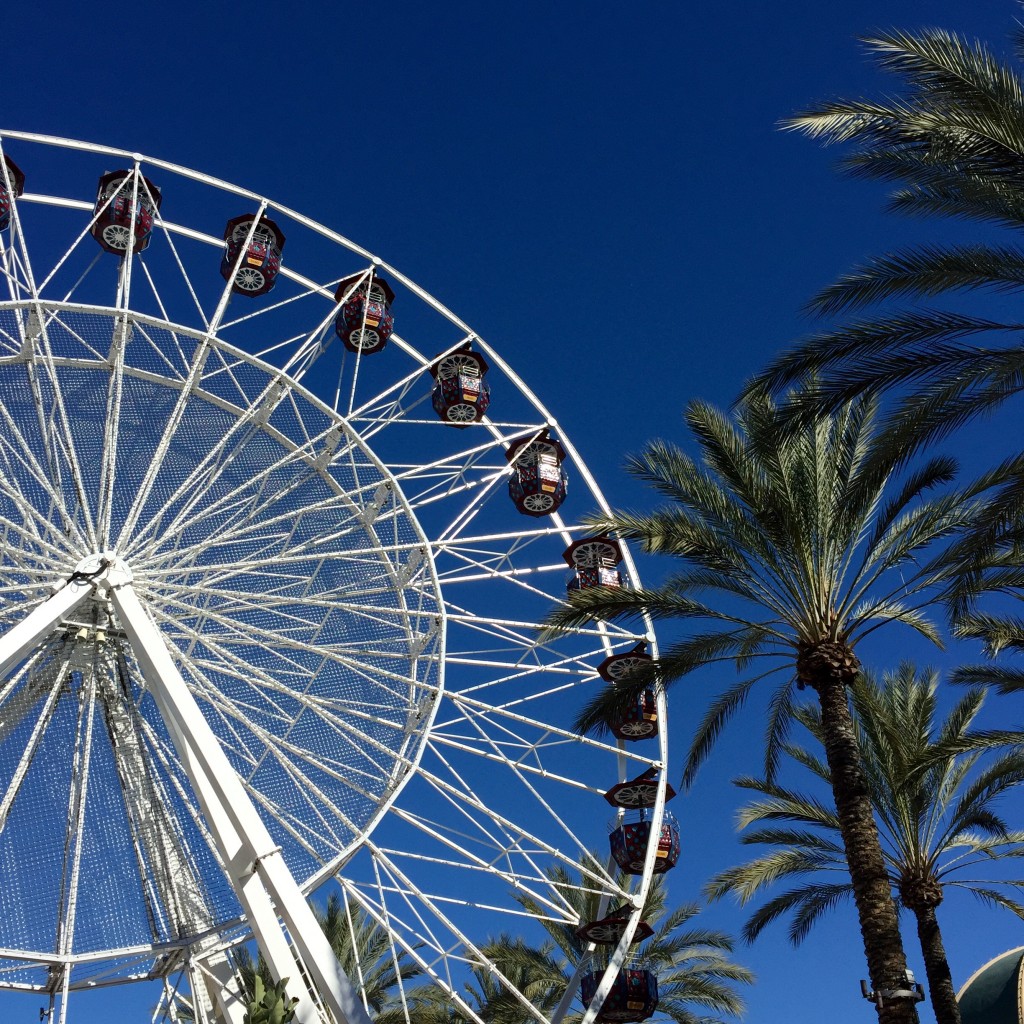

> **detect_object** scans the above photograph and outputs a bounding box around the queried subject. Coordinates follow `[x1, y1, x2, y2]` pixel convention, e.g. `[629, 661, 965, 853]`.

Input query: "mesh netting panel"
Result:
[0, 304, 441, 977]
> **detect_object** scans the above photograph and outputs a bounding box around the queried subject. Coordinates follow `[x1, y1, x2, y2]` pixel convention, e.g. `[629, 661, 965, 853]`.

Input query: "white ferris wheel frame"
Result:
[0, 130, 672, 1024]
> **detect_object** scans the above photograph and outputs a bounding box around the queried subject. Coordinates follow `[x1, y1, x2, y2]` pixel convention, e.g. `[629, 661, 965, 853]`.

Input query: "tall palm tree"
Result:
[741, 24, 1024, 679]
[706, 664, 1024, 1024]
[543, 392, 984, 1023]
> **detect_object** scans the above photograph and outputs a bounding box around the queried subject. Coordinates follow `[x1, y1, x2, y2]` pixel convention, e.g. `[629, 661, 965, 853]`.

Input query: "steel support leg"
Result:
[0, 578, 91, 679]
[108, 580, 371, 1024]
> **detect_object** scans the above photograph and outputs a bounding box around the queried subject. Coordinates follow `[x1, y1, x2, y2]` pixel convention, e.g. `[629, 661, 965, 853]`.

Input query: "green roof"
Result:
[959, 948, 1024, 1024]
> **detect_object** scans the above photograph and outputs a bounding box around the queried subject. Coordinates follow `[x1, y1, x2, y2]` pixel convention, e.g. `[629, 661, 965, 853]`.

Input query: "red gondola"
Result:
[334, 273, 395, 354]
[506, 431, 567, 516]
[564, 535, 622, 593]
[609, 809, 680, 875]
[580, 967, 659, 1023]
[0, 156, 25, 231]
[604, 767, 676, 809]
[576, 906, 654, 946]
[91, 170, 162, 255]
[430, 345, 491, 426]
[598, 643, 658, 741]
[221, 215, 286, 296]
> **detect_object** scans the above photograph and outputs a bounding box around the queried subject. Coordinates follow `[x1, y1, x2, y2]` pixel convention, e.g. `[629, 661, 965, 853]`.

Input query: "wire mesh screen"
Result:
[0, 303, 442, 983]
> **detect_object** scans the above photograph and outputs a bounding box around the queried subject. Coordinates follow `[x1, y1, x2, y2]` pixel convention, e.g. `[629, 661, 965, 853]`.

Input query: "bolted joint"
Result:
[796, 640, 861, 691]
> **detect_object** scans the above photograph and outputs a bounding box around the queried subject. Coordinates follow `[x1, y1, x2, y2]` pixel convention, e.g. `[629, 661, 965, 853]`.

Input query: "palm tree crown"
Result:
[748, 27, 1024, 447]
[706, 664, 1024, 1024]
[547, 393, 975, 782]
[543, 392, 985, 1023]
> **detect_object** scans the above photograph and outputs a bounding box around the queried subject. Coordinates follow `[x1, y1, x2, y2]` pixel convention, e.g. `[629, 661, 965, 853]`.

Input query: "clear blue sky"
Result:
[4, 2, 1024, 1023]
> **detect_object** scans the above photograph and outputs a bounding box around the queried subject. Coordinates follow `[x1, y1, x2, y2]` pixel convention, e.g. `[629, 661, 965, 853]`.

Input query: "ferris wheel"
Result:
[0, 132, 675, 1024]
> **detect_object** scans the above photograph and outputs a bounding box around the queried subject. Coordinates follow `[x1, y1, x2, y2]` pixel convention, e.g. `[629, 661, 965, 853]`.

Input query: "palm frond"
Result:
[810, 245, 1024, 316]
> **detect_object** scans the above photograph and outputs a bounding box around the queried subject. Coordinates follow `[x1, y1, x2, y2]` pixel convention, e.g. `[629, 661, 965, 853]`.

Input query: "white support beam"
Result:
[199, 951, 248, 1024]
[172, 722, 322, 1024]
[107, 578, 371, 1024]
[0, 578, 91, 679]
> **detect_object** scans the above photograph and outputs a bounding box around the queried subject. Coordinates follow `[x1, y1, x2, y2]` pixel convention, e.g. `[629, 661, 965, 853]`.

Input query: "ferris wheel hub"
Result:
[70, 552, 132, 589]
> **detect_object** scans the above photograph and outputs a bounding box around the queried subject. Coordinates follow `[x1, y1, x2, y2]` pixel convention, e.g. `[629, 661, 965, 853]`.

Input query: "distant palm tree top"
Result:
[958, 948, 1024, 1024]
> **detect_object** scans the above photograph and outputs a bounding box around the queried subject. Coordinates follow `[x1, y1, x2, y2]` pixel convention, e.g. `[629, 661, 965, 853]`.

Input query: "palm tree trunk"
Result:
[811, 661, 919, 1024]
[913, 904, 959, 1024]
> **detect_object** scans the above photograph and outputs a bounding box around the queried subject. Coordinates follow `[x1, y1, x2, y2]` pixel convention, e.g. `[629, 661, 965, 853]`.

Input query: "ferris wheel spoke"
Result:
[256, 789, 353, 866]
[343, 333, 474, 424]
[338, 873, 490, 1024]
[119, 392, 352, 558]
[53, 657, 99, 972]
[439, 563, 564, 604]
[220, 276, 326, 334]
[33, 213, 103, 297]
[407, 757, 620, 904]
[96, 317, 132, 547]
[443, 608, 635, 674]
[432, 693, 654, 768]
[141, 601, 439, 740]
[388, 431, 509, 488]
[0, 651, 69, 830]
[24, 356, 99, 546]
[344, 393, 437, 450]
[160, 456, 383, 551]
[0, 374, 87, 548]
[0, 499, 64, 564]
[0, 243, 26, 305]
[427, 731, 599, 796]
[145, 219, 212, 333]
[133, 477, 372, 569]
[150, 573, 436, 634]
[108, 332, 241, 549]
[183, 657, 420, 785]
[248, 748, 357, 853]
[371, 807, 595, 933]
[128, 318, 191, 382]
[352, 843, 556, 1024]
[184, 647, 436, 745]
[430, 710, 611, 854]
[142, 587, 439, 689]
[272, 711, 422, 790]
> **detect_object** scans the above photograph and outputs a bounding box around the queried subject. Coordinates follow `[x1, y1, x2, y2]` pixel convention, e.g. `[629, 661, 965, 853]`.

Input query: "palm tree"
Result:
[740, 25, 1024, 683]
[745, 26, 1024, 454]
[706, 664, 1024, 1024]
[543, 392, 984, 1023]
[401, 935, 566, 1024]
[310, 892, 422, 1017]
[186, 892, 419, 1024]
[403, 858, 752, 1024]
